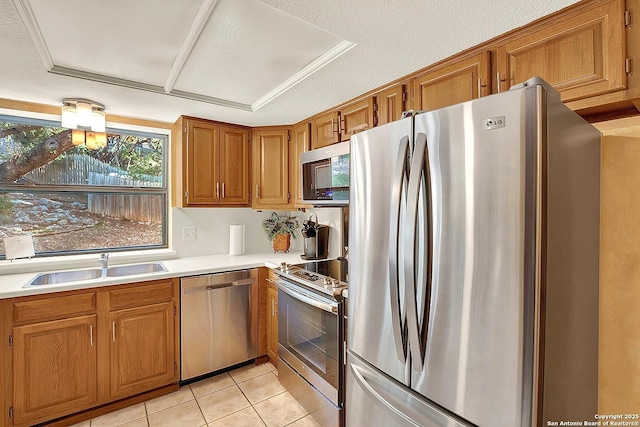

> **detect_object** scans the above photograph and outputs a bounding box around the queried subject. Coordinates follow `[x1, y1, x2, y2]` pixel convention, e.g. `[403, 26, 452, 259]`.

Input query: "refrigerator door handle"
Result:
[404, 132, 432, 371]
[389, 136, 410, 362]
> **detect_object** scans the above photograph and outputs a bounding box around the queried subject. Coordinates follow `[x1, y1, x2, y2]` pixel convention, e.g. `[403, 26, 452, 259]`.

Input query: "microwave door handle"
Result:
[389, 136, 410, 362]
[404, 132, 428, 370]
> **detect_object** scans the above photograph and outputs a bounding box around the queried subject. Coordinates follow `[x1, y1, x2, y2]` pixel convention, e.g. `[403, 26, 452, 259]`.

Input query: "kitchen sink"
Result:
[106, 262, 167, 277]
[24, 262, 167, 286]
[27, 268, 103, 285]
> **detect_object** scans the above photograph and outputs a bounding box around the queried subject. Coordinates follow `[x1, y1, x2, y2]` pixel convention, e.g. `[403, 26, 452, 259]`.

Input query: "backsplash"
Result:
[171, 207, 344, 259]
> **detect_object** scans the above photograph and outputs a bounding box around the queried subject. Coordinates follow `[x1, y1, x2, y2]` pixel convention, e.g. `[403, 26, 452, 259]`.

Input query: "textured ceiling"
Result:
[0, 0, 580, 126]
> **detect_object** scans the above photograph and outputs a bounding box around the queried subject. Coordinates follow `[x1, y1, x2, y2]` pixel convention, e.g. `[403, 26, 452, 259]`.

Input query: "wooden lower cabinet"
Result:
[8, 279, 179, 426]
[12, 315, 98, 425]
[266, 282, 278, 364]
[110, 302, 175, 399]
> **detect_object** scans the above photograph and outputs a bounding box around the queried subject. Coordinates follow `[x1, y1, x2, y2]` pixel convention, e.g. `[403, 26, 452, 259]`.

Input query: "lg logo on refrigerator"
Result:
[483, 116, 505, 130]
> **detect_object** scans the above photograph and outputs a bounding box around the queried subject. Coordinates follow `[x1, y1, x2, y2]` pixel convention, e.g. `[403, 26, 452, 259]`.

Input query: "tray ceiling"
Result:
[1, 0, 581, 126]
[15, 0, 354, 111]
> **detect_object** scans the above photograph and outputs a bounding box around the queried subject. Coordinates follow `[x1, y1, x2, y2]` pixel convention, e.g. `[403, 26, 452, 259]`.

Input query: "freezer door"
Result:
[409, 87, 539, 426]
[349, 117, 413, 385]
[346, 351, 473, 427]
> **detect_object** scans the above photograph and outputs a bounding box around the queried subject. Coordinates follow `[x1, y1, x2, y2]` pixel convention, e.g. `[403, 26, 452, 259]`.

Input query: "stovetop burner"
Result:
[274, 259, 348, 297]
[290, 270, 321, 282]
[300, 259, 348, 283]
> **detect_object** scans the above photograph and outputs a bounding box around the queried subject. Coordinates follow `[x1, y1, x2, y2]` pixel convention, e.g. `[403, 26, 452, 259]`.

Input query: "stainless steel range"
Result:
[272, 259, 347, 427]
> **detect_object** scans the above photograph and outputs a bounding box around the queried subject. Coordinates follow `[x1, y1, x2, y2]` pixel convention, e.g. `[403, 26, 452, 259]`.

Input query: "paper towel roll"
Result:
[229, 224, 245, 256]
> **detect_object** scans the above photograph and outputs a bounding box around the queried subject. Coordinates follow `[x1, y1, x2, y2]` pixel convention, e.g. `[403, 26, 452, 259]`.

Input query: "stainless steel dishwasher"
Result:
[180, 269, 258, 381]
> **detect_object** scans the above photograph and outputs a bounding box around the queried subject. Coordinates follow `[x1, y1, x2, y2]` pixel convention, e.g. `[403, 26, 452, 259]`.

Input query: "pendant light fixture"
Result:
[61, 98, 107, 149]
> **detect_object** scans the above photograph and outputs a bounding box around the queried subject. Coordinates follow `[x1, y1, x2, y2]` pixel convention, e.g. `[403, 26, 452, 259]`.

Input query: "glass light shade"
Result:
[71, 129, 85, 146]
[95, 132, 107, 148]
[61, 105, 77, 129]
[76, 102, 92, 127]
[85, 131, 97, 149]
[91, 110, 106, 132]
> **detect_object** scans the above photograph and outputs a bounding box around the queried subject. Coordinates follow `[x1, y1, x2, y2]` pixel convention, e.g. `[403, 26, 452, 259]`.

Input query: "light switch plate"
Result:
[182, 226, 196, 241]
[4, 235, 35, 260]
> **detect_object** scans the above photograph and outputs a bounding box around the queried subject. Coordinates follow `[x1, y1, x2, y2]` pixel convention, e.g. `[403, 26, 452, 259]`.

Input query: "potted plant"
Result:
[262, 212, 299, 253]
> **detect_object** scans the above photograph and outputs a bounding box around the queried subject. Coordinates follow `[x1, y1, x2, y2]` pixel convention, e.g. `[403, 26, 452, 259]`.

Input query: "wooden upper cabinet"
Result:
[291, 122, 310, 207]
[496, 0, 626, 101]
[412, 52, 491, 111]
[378, 82, 408, 125]
[340, 97, 376, 138]
[219, 126, 249, 205]
[13, 315, 98, 425]
[177, 117, 249, 207]
[185, 119, 219, 205]
[252, 127, 290, 209]
[312, 110, 340, 149]
[312, 97, 376, 149]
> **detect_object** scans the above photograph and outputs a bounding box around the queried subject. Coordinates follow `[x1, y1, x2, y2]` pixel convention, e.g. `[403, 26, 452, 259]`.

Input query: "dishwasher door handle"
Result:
[183, 278, 255, 294]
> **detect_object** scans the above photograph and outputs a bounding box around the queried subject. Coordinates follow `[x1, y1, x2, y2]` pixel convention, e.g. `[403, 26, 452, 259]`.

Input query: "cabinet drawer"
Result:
[109, 279, 175, 310]
[13, 292, 97, 325]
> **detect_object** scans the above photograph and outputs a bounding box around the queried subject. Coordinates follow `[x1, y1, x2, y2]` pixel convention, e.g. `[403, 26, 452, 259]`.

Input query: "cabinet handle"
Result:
[477, 78, 482, 98]
[255, 185, 260, 199]
[340, 118, 345, 134]
[90, 325, 93, 347]
[496, 72, 507, 93]
[216, 182, 220, 198]
[222, 182, 225, 198]
[112, 321, 116, 342]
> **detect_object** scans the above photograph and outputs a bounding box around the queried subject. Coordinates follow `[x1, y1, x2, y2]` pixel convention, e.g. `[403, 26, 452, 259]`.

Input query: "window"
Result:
[0, 114, 167, 258]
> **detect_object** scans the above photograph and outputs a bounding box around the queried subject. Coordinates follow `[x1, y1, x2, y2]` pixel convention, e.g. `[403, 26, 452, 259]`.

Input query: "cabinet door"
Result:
[252, 128, 290, 208]
[378, 83, 407, 125]
[340, 97, 375, 138]
[496, 0, 625, 101]
[290, 122, 310, 207]
[312, 110, 340, 149]
[412, 52, 491, 111]
[110, 302, 175, 399]
[219, 126, 249, 206]
[185, 120, 220, 206]
[13, 315, 97, 425]
[266, 284, 278, 364]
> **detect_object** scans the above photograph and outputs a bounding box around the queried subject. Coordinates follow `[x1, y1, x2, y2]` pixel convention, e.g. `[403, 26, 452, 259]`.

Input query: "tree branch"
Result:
[0, 130, 73, 182]
[0, 125, 43, 139]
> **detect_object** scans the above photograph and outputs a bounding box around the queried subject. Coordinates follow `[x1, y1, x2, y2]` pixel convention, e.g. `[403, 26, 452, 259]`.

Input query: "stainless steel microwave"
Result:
[301, 141, 349, 206]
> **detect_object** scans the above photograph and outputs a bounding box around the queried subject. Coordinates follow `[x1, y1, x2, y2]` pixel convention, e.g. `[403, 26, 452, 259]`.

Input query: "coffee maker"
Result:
[301, 214, 329, 260]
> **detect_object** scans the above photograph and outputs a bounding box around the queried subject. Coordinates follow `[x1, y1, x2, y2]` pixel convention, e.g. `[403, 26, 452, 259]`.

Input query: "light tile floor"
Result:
[71, 362, 322, 427]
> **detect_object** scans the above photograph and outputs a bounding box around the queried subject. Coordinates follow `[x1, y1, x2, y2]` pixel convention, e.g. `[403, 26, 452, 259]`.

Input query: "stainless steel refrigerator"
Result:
[347, 78, 600, 427]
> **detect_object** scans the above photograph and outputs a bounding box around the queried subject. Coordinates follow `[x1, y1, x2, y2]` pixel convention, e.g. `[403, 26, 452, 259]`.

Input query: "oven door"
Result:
[276, 279, 341, 405]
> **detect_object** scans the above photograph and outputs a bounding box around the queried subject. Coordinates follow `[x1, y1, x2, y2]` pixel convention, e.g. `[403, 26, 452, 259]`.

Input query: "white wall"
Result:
[171, 207, 344, 259]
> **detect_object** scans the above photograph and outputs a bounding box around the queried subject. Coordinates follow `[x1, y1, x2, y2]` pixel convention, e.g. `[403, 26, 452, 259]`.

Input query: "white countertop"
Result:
[0, 251, 305, 299]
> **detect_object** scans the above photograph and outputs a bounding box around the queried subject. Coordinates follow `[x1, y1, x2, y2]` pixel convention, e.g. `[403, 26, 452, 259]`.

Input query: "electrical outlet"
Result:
[182, 226, 196, 241]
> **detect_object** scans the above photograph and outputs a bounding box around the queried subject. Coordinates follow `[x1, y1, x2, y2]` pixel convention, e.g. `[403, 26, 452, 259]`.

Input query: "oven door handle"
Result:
[275, 280, 338, 314]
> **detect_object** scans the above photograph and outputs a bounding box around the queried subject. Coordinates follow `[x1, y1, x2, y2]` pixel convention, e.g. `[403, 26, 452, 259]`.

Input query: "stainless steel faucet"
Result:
[99, 253, 109, 275]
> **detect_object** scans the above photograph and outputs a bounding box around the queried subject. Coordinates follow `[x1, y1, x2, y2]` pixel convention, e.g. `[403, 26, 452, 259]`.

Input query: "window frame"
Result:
[0, 111, 170, 259]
